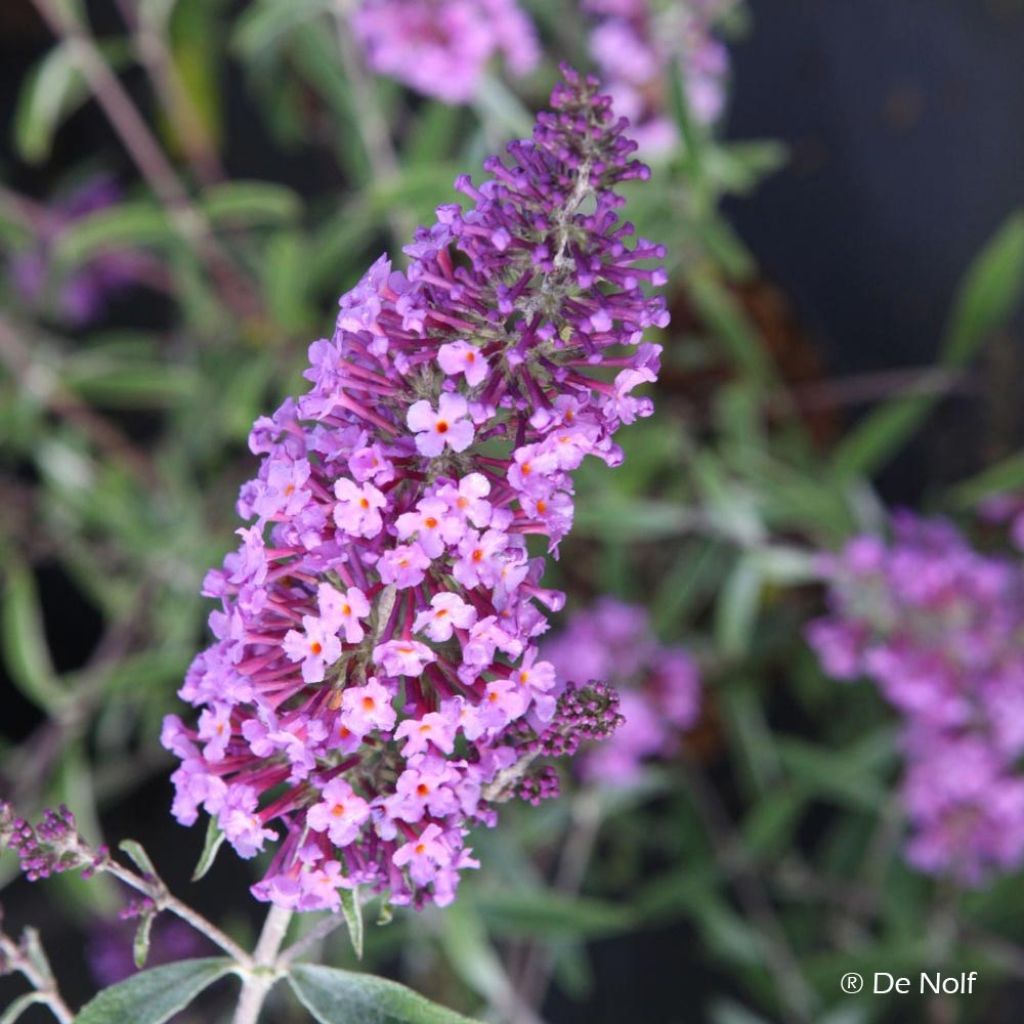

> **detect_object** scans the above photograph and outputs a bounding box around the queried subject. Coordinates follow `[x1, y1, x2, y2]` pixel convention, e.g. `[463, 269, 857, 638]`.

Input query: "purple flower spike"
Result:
[808, 513, 1024, 885]
[164, 69, 668, 913]
[353, 0, 538, 104]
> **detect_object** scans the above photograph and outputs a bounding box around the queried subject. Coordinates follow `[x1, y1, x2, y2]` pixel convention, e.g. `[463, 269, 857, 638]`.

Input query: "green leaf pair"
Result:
[71, 958, 482, 1024]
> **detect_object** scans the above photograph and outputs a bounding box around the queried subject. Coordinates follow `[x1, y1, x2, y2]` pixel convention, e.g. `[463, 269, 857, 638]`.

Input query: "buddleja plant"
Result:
[0, 67, 667, 1024]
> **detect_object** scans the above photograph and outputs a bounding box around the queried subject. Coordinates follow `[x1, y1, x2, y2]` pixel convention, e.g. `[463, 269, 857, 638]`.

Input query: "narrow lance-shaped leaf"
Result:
[192, 815, 226, 882]
[339, 886, 364, 960]
[74, 958, 235, 1024]
[288, 964, 483, 1024]
[1, 560, 66, 713]
[119, 839, 158, 878]
[134, 909, 155, 970]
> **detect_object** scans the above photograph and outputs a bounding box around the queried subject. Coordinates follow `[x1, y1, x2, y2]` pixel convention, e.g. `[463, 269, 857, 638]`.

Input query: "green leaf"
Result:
[200, 181, 302, 227]
[118, 839, 158, 878]
[15, 40, 131, 163]
[133, 910, 155, 970]
[945, 211, 1024, 361]
[1, 560, 66, 713]
[946, 450, 1024, 510]
[288, 964, 482, 1024]
[472, 75, 533, 138]
[715, 557, 763, 659]
[688, 268, 772, 382]
[54, 203, 175, 275]
[777, 738, 889, 811]
[0, 992, 47, 1024]
[232, 0, 335, 59]
[74, 959, 234, 1024]
[14, 42, 85, 164]
[438, 904, 515, 1011]
[472, 890, 634, 939]
[667, 56, 706, 181]
[833, 211, 1024, 478]
[192, 816, 226, 882]
[339, 886, 364, 960]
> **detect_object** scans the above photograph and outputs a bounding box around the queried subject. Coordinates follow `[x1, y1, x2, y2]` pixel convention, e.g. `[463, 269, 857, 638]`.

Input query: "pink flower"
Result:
[389, 757, 460, 820]
[334, 478, 387, 537]
[438, 340, 489, 387]
[413, 592, 477, 642]
[395, 710, 458, 756]
[340, 678, 397, 735]
[437, 472, 492, 527]
[282, 615, 343, 683]
[377, 543, 431, 588]
[373, 640, 436, 676]
[407, 393, 474, 457]
[197, 703, 233, 762]
[508, 444, 559, 495]
[318, 583, 372, 644]
[218, 786, 275, 859]
[307, 778, 370, 846]
[393, 823, 452, 886]
[453, 529, 510, 588]
[395, 497, 461, 558]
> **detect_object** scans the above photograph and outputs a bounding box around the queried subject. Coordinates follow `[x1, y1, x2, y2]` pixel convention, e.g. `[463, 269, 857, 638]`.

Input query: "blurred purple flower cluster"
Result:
[543, 598, 701, 785]
[162, 70, 667, 913]
[353, 0, 538, 103]
[584, 0, 730, 155]
[9, 175, 144, 326]
[88, 917, 208, 987]
[807, 513, 1024, 885]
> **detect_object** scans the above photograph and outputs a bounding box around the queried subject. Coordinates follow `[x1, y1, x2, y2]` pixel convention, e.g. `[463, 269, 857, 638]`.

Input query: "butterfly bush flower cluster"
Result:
[543, 598, 701, 785]
[807, 513, 1024, 885]
[162, 69, 668, 913]
[584, 0, 731, 155]
[352, 0, 538, 104]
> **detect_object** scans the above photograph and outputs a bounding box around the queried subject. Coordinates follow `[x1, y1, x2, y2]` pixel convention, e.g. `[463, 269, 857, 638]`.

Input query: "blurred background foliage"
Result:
[2, 1, 1024, 1022]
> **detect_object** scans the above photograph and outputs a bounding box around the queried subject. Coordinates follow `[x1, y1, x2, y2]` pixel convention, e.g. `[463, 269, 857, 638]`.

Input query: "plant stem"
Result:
[685, 764, 818, 1024]
[278, 912, 347, 968]
[29, 0, 261, 319]
[232, 905, 294, 1024]
[0, 928, 75, 1024]
[99, 858, 253, 966]
[517, 791, 602, 1013]
[113, 0, 225, 185]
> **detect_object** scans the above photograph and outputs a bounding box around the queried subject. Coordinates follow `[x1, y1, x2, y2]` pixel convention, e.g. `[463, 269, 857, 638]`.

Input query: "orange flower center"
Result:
[435, 420, 449, 434]
[331, 803, 346, 817]
[310, 641, 323, 655]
